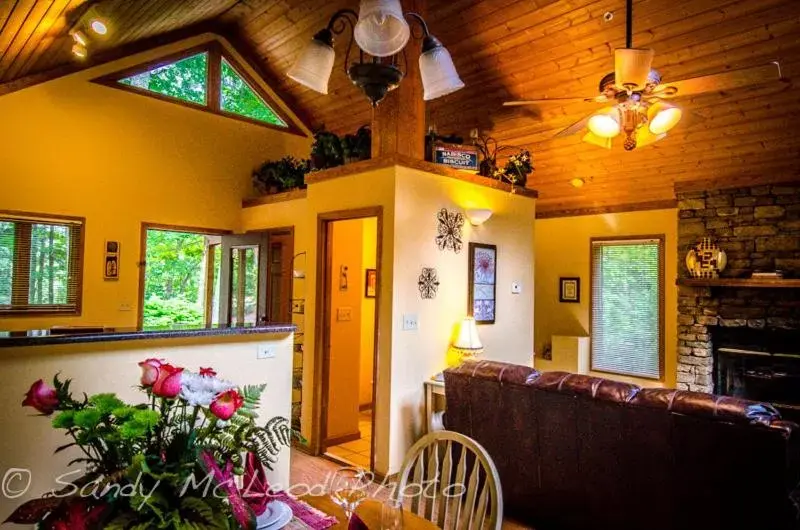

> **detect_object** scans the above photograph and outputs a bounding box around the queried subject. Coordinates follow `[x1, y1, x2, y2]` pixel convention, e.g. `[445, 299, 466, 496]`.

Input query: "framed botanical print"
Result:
[104, 240, 120, 280]
[560, 277, 580, 303]
[365, 268, 377, 298]
[468, 243, 497, 324]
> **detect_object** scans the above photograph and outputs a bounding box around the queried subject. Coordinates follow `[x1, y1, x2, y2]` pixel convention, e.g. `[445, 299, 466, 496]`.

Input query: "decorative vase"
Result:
[686, 237, 727, 278]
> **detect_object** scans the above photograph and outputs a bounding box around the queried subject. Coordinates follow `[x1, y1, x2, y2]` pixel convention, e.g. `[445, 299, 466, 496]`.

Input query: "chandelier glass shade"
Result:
[587, 110, 621, 138]
[614, 48, 655, 91]
[648, 101, 683, 134]
[287, 6, 463, 106]
[354, 0, 411, 57]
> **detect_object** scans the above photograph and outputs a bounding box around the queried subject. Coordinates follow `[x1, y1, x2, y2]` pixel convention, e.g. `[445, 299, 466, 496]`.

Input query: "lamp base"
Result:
[347, 62, 404, 107]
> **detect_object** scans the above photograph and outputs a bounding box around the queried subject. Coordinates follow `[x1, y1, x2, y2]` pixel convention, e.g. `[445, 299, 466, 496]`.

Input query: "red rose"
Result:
[22, 379, 59, 415]
[152, 364, 184, 398]
[138, 358, 163, 387]
[210, 389, 244, 420]
[199, 367, 217, 377]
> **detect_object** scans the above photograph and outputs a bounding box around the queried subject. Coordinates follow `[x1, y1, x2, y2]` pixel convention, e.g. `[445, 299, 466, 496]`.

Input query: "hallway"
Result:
[325, 410, 372, 469]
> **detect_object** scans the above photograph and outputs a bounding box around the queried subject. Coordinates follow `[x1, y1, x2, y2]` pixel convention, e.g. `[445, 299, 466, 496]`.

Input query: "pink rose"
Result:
[152, 364, 184, 398]
[199, 367, 217, 377]
[22, 379, 59, 415]
[138, 358, 163, 387]
[210, 390, 244, 420]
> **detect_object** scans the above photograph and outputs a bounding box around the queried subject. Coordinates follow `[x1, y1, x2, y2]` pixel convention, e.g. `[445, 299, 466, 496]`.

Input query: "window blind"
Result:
[591, 237, 664, 379]
[0, 213, 83, 314]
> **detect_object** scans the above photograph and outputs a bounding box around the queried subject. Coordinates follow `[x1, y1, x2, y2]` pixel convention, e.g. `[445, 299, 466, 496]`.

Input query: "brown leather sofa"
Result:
[443, 360, 800, 530]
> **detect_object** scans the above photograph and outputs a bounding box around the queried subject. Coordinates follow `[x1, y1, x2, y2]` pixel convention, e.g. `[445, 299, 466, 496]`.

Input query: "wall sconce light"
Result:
[292, 251, 307, 279]
[465, 208, 493, 226]
[70, 30, 87, 46]
[287, 4, 463, 106]
[71, 43, 88, 59]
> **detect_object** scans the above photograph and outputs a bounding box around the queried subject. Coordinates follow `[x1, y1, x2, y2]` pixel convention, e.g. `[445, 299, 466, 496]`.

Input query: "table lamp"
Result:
[434, 317, 484, 382]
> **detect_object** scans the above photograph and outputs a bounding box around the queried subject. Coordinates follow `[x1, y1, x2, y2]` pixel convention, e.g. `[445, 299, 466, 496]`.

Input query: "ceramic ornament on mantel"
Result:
[686, 237, 727, 278]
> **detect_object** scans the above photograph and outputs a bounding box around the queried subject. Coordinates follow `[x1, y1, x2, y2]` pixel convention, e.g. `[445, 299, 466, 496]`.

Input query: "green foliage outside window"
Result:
[28, 224, 70, 304]
[220, 58, 286, 126]
[0, 222, 14, 305]
[119, 52, 208, 105]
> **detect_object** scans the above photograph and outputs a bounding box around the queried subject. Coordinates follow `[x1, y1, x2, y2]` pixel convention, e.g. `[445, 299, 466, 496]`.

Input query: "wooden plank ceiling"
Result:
[2, 0, 799, 215]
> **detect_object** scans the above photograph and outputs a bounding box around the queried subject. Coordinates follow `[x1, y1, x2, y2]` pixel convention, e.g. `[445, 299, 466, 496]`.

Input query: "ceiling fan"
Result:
[503, 0, 788, 151]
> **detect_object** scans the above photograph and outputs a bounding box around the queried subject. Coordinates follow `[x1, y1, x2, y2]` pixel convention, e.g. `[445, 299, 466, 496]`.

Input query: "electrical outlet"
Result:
[402, 313, 419, 331]
[337, 307, 352, 321]
[257, 345, 275, 359]
[511, 281, 522, 294]
[119, 303, 132, 312]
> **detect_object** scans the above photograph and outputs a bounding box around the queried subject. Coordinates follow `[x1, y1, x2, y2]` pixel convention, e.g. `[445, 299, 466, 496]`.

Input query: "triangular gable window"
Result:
[119, 52, 208, 105]
[220, 57, 286, 127]
[95, 42, 302, 135]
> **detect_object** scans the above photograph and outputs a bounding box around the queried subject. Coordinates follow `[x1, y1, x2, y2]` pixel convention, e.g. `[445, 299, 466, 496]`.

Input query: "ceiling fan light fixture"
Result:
[636, 127, 667, 149]
[354, 0, 410, 57]
[287, 29, 336, 94]
[587, 111, 620, 138]
[648, 102, 682, 134]
[614, 48, 654, 90]
[419, 35, 464, 101]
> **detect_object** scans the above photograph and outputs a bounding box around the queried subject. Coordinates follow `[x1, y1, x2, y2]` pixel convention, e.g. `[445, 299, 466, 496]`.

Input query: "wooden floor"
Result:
[289, 449, 533, 529]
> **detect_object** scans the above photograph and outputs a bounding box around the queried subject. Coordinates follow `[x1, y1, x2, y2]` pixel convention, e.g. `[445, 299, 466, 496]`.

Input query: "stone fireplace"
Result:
[676, 183, 800, 397]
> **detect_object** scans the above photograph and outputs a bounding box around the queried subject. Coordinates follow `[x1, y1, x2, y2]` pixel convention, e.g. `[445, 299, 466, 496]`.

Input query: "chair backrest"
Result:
[395, 430, 503, 530]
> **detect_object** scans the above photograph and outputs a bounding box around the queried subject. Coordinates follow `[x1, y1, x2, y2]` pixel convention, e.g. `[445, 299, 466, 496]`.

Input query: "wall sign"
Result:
[434, 142, 479, 171]
[104, 241, 120, 280]
[468, 243, 497, 324]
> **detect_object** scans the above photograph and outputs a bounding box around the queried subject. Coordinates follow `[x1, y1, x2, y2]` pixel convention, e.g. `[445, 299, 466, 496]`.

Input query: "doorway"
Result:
[138, 224, 294, 328]
[314, 208, 381, 471]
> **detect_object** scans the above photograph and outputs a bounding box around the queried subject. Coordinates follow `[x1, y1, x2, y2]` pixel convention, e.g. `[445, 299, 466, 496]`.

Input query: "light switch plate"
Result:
[403, 313, 419, 331]
[119, 303, 132, 312]
[511, 281, 522, 294]
[257, 345, 275, 359]
[337, 307, 353, 321]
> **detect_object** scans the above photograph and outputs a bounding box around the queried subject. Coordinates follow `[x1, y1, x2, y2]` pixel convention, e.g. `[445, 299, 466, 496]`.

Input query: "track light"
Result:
[89, 18, 108, 35]
[71, 43, 88, 59]
[70, 30, 87, 46]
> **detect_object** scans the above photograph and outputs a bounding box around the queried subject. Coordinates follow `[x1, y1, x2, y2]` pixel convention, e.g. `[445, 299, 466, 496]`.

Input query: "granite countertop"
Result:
[0, 323, 296, 348]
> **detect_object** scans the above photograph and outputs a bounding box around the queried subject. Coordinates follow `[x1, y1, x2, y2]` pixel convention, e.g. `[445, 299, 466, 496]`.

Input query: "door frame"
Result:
[312, 207, 383, 472]
[137, 222, 231, 328]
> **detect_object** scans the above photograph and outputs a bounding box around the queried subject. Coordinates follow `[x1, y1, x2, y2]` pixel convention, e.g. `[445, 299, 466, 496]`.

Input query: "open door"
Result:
[218, 230, 293, 326]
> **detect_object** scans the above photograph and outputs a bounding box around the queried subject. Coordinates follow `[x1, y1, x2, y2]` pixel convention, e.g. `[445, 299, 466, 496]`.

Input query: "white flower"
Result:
[180, 371, 236, 407]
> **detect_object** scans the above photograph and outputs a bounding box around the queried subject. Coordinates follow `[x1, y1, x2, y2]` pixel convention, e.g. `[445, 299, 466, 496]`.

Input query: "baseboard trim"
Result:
[324, 431, 361, 447]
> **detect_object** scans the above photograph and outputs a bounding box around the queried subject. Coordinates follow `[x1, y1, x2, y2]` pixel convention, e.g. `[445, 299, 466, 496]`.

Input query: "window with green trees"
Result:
[142, 229, 220, 328]
[590, 237, 664, 379]
[107, 43, 290, 129]
[0, 214, 83, 314]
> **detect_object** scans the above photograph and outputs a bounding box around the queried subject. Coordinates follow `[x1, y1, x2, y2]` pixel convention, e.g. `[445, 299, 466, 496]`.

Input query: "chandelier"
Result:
[287, 0, 464, 106]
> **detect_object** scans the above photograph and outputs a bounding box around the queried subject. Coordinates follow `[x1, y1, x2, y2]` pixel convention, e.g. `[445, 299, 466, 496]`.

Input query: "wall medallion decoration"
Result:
[686, 237, 727, 279]
[418, 268, 440, 299]
[435, 208, 464, 253]
[468, 243, 497, 324]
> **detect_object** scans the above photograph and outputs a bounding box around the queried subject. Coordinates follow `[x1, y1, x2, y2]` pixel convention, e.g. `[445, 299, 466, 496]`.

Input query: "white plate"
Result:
[257, 501, 293, 530]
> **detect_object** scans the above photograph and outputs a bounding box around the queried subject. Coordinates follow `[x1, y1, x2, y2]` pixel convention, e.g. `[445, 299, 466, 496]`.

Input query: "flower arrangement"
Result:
[6, 359, 295, 530]
[252, 156, 310, 195]
[473, 132, 534, 191]
[493, 150, 533, 189]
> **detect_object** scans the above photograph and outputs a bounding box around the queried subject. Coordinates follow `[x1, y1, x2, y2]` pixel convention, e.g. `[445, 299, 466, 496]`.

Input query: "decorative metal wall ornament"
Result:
[435, 208, 464, 253]
[418, 268, 440, 299]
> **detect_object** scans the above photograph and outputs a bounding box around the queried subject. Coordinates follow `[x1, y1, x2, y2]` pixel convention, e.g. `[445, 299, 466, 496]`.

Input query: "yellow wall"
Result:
[534, 209, 678, 388]
[327, 218, 365, 440]
[360, 219, 377, 408]
[0, 332, 294, 522]
[0, 34, 311, 331]
[389, 166, 536, 471]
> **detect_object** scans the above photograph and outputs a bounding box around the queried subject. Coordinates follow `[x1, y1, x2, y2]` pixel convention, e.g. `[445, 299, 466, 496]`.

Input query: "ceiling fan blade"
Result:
[653, 62, 787, 98]
[554, 107, 615, 138]
[503, 95, 608, 106]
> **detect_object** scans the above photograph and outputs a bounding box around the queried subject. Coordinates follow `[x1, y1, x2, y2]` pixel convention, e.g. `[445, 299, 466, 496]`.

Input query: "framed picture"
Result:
[365, 268, 377, 298]
[468, 243, 497, 324]
[104, 240, 120, 280]
[560, 277, 580, 303]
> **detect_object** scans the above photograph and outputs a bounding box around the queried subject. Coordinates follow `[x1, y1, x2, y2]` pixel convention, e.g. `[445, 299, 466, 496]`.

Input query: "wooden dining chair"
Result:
[395, 430, 503, 530]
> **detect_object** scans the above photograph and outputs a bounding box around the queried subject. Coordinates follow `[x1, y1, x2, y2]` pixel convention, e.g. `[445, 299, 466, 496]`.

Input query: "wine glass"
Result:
[381, 498, 404, 530]
[330, 468, 368, 524]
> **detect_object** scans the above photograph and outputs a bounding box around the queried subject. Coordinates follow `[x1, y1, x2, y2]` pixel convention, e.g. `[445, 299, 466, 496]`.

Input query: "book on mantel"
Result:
[751, 270, 784, 279]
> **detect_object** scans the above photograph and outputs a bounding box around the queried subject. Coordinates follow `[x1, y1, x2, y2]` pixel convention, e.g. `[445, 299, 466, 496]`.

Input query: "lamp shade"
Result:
[465, 208, 492, 226]
[287, 32, 335, 94]
[648, 102, 682, 134]
[453, 317, 483, 350]
[587, 110, 620, 138]
[354, 0, 410, 57]
[614, 48, 655, 90]
[419, 42, 465, 101]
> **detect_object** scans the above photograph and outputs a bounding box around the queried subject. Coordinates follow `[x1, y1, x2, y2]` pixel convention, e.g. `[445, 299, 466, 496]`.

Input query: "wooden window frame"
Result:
[92, 41, 307, 137]
[0, 210, 85, 317]
[589, 234, 666, 381]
